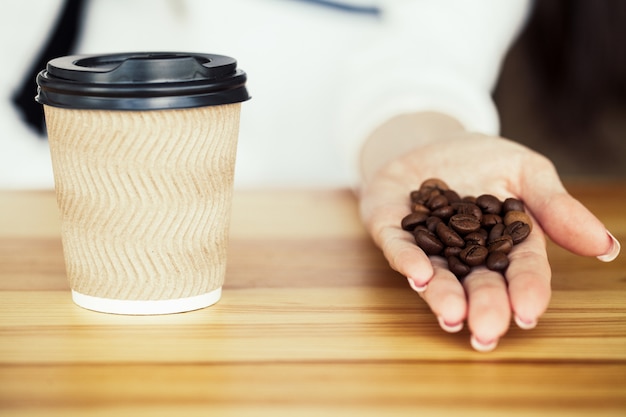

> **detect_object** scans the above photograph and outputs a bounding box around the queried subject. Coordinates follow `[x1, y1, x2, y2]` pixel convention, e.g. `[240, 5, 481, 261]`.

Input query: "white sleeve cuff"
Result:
[333, 0, 531, 188]
[335, 67, 500, 188]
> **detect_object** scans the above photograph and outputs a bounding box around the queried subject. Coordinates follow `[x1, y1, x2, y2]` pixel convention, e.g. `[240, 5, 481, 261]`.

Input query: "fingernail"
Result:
[597, 230, 620, 263]
[470, 335, 498, 352]
[438, 316, 463, 333]
[514, 315, 537, 330]
[407, 277, 428, 293]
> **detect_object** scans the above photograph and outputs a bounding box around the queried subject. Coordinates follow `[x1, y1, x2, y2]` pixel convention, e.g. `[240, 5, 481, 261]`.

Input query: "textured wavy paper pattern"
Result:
[45, 104, 241, 301]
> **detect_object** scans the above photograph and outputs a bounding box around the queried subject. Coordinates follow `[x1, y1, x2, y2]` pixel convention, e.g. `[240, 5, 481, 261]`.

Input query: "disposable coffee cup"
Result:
[36, 52, 249, 314]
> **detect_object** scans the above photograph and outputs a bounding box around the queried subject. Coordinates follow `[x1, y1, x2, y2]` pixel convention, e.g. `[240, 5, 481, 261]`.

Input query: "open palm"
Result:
[358, 133, 618, 351]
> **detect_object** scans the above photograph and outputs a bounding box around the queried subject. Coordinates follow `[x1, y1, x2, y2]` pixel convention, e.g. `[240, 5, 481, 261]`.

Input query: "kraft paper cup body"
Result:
[44, 104, 241, 314]
[36, 52, 249, 314]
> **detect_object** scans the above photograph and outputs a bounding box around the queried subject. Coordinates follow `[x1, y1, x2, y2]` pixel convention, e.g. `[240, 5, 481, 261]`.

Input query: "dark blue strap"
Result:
[13, 0, 86, 135]
[294, 0, 381, 16]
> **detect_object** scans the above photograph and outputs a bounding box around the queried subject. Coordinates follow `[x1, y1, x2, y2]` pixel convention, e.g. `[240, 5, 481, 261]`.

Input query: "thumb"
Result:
[520, 160, 620, 261]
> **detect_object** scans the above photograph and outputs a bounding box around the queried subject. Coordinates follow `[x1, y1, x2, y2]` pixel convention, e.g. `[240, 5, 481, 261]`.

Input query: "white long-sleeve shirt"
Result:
[0, 0, 530, 189]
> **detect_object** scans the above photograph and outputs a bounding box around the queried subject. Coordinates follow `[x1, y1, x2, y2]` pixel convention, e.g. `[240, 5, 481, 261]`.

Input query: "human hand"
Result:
[358, 128, 620, 352]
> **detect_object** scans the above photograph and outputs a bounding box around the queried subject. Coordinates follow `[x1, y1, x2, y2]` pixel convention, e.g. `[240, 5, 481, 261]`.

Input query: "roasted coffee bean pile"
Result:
[401, 178, 532, 278]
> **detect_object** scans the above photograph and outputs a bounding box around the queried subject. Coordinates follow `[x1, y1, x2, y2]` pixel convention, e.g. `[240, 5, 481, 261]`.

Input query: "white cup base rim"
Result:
[71, 287, 222, 315]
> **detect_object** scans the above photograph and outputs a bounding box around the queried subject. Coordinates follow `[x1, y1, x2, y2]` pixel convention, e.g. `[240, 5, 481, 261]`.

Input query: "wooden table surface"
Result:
[1, 183, 625, 416]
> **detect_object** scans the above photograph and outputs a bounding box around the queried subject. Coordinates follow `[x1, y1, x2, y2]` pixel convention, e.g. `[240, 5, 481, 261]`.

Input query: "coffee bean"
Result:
[464, 231, 486, 247]
[504, 221, 531, 244]
[411, 202, 430, 214]
[443, 189, 462, 204]
[431, 204, 455, 220]
[411, 186, 437, 205]
[421, 178, 449, 190]
[426, 188, 442, 201]
[486, 251, 509, 271]
[460, 245, 489, 266]
[449, 214, 481, 235]
[436, 222, 465, 248]
[503, 210, 533, 232]
[487, 235, 514, 254]
[413, 225, 429, 236]
[476, 194, 502, 214]
[488, 223, 506, 242]
[401, 211, 429, 231]
[452, 202, 483, 222]
[427, 194, 448, 210]
[448, 256, 471, 277]
[426, 216, 443, 233]
[403, 179, 531, 280]
[502, 197, 525, 213]
[444, 246, 463, 258]
[410, 189, 428, 205]
[413, 229, 444, 255]
[481, 213, 502, 229]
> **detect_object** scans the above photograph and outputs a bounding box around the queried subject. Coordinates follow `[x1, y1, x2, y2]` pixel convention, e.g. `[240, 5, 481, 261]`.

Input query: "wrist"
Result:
[359, 111, 466, 186]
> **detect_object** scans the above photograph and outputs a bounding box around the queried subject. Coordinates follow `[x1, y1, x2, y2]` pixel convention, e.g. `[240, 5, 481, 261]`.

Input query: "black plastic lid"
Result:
[36, 52, 250, 110]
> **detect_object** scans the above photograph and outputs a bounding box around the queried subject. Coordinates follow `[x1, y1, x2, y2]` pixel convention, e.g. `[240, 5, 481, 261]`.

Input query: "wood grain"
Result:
[0, 183, 625, 416]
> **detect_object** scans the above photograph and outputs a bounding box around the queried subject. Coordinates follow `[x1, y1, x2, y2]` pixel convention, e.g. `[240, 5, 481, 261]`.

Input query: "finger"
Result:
[462, 268, 511, 352]
[505, 225, 552, 329]
[520, 157, 618, 259]
[415, 257, 467, 332]
[377, 224, 434, 286]
[535, 192, 616, 258]
[360, 193, 435, 286]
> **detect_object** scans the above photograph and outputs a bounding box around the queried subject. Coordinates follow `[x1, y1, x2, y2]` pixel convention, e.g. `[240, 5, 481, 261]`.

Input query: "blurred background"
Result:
[5, 0, 626, 184]
[494, 0, 626, 179]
